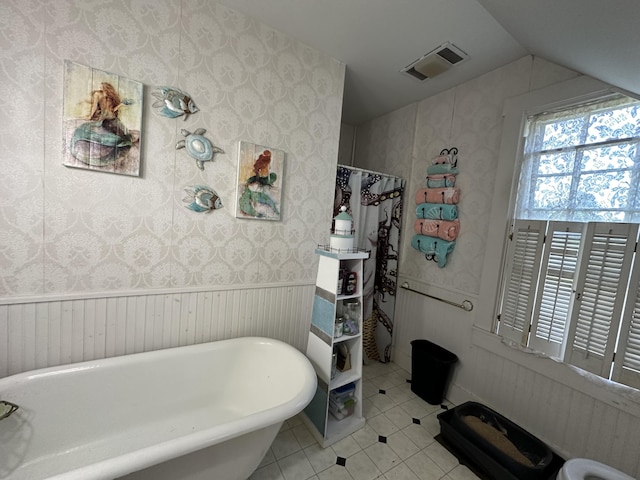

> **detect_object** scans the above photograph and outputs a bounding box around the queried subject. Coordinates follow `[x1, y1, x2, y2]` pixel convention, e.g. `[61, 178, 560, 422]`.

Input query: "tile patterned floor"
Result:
[249, 361, 481, 480]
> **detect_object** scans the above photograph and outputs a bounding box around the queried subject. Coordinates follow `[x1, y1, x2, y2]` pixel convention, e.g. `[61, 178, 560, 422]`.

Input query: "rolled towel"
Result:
[427, 164, 459, 175]
[416, 203, 458, 220]
[426, 174, 456, 188]
[411, 234, 456, 268]
[415, 187, 460, 205]
[414, 219, 460, 241]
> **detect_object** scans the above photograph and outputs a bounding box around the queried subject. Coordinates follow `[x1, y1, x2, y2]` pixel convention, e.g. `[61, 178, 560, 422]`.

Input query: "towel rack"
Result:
[400, 281, 473, 312]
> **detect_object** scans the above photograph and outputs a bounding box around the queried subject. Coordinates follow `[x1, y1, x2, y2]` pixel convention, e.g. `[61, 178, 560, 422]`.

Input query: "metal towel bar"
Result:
[400, 281, 473, 312]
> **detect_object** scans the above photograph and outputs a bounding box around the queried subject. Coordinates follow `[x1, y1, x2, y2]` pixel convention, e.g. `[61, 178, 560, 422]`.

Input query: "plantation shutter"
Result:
[612, 256, 640, 389]
[565, 223, 638, 377]
[498, 220, 545, 345]
[529, 222, 585, 357]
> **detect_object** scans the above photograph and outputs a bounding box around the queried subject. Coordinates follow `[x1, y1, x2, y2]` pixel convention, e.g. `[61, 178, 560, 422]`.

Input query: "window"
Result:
[497, 93, 640, 389]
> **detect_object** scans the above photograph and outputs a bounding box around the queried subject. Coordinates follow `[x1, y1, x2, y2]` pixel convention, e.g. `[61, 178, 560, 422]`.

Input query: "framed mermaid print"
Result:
[235, 141, 285, 221]
[62, 61, 143, 176]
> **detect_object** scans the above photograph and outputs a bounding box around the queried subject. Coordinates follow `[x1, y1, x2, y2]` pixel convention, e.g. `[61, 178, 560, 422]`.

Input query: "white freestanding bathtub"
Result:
[0, 336, 317, 480]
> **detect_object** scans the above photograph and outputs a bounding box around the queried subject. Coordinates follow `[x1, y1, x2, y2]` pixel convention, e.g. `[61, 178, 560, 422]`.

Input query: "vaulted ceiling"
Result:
[219, 0, 640, 126]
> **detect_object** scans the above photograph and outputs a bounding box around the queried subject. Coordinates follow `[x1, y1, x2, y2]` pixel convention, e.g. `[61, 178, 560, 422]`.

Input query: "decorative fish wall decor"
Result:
[182, 185, 223, 213]
[175, 128, 224, 170]
[151, 86, 199, 120]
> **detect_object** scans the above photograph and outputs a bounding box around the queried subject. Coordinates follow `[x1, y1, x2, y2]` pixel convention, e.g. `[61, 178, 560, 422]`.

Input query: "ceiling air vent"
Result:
[401, 42, 468, 81]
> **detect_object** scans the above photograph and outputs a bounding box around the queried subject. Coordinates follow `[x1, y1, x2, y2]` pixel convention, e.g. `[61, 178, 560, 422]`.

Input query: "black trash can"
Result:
[410, 339, 458, 405]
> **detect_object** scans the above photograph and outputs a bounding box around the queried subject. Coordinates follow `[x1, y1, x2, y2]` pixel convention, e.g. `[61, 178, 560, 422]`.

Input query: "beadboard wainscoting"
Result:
[0, 283, 314, 378]
[393, 276, 640, 478]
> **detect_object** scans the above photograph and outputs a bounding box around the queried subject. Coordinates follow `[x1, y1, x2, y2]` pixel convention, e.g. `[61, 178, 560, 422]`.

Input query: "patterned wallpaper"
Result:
[354, 56, 580, 296]
[0, 0, 345, 298]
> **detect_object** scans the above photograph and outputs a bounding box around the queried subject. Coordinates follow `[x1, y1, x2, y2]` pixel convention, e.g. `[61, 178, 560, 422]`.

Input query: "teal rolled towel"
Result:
[416, 203, 458, 220]
[426, 174, 456, 188]
[411, 235, 456, 268]
[427, 164, 459, 175]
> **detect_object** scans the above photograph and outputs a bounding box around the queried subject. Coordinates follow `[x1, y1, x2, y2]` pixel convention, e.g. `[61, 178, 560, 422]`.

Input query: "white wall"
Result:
[338, 123, 356, 166]
[354, 55, 640, 478]
[0, 0, 344, 298]
[0, 284, 314, 378]
[0, 1, 344, 372]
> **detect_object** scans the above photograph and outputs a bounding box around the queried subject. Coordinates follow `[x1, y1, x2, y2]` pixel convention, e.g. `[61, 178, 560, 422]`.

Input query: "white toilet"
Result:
[557, 458, 635, 480]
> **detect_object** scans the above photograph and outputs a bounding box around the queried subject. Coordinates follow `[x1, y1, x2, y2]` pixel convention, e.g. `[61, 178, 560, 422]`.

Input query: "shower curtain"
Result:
[334, 166, 405, 363]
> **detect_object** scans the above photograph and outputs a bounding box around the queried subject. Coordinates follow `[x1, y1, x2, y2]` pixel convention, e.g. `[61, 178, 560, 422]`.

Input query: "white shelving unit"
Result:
[302, 247, 369, 448]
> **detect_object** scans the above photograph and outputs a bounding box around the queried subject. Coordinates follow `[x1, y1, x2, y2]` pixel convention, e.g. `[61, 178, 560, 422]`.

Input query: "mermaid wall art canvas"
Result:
[235, 141, 285, 221]
[62, 61, 143, 176]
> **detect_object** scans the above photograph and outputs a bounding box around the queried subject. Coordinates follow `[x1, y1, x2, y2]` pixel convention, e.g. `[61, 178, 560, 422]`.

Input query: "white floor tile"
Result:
[370, 392, 398, 412]
[345, 450, 383, 480]
[362, 379, 379, 398]
[278, 450, 316, 480]
[423, 441, 459, 473]
[384, 405, 414, 430]
[265, 362, 474, 480]
[257, 448, 277, 469]
[288, 414, 304, 427]
[317, 465, 355, 480]
[420, 412, 443, 438]
[351, 424, 379, 450]
[331, 435, 363, 458]
[304, 443, 339, 474]
[385, 383, 415, 405]
[401, 423, 437, 450]
[372, 372, 408, 390]
[293, 423, 317, 449]
[367, 413, 400, 437]
[386, 430, 420, 461]
[383, 463, 421, 480]
[445, 464, 482, 480]
[249, 462, 284, 480]
[271, 430, 303, 459]
[362, 398, 382, 419]
[398, 398, 440, 419]
[364, 441, 402, 473]
[404, 450, 446, 480]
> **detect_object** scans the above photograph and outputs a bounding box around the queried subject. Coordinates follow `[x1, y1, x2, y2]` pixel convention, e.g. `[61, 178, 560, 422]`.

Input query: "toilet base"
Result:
[556, 458, 635, 480]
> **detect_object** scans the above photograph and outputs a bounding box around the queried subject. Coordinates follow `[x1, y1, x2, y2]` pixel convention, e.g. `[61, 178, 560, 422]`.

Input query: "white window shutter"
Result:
[529, 222, 585, 357]
[499, 220, 546, 346]
[612, 251, 640, 389]
[565, 223, 638, 377]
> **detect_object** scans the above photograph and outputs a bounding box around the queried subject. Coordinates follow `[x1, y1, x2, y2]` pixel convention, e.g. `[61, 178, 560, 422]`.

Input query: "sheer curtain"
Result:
[335, 166, 405, 363]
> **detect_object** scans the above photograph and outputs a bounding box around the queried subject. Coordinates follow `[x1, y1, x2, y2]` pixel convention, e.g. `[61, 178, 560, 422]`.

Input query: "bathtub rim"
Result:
[0, 336, 317, 480]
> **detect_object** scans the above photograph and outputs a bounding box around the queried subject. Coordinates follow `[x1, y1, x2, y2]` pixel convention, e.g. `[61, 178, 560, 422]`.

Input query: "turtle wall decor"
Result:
[176, 128, 224, 170]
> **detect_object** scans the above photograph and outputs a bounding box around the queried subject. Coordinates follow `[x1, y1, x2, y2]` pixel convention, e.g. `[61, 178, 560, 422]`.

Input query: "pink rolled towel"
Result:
[415, 187, 460, 205]
[414, 218, 460, 241]
[432, 154, 455, 165]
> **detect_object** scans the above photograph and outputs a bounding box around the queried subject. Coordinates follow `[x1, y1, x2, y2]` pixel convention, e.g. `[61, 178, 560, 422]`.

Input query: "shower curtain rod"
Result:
[400, 281, 473, 312]
[338, 164, 404, 181]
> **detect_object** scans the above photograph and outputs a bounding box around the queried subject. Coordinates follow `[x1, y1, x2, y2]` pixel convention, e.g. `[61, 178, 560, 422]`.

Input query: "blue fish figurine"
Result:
[182, 185, 223, 213]
[151, 86, 199, 120]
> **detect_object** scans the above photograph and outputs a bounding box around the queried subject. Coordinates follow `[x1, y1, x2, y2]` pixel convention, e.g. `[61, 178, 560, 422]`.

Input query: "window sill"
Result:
[471, 325, 640, 418]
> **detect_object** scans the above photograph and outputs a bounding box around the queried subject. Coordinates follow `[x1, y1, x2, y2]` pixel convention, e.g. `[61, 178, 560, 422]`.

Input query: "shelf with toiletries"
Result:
[333, 332, 361, 344]
[303, 248, 369, 448]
